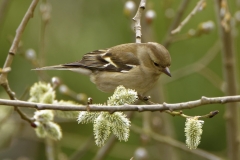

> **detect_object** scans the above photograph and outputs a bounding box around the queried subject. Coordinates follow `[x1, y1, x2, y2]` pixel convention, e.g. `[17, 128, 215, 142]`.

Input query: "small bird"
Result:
[34, 42, 171, 94]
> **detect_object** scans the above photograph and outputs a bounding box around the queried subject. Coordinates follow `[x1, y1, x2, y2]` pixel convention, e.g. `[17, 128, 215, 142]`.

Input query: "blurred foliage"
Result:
[0, 0, 239, 160]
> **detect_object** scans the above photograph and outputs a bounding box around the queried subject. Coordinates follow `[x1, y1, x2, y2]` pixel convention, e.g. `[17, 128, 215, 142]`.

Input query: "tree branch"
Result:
[132, 0, 146, 43]
[45, 138, 57, 160]
[69, 136, 94, 160]
[93, 135, 117, 160]
[0, 0, 11, 31]
[0, 95, 239, 112]
[163, 40, 221, 84]
[214, 0, 239, 160]
[0, 0, 39, 126]
[0, 0, 39, 84]
[171, 0, 205, 34]
[163, 0, 190, 47]
[139, 95, 220, 119]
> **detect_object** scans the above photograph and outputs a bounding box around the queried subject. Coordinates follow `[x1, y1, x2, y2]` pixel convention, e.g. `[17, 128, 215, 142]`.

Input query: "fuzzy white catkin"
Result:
[107, 85, 137, 106]
[28, 82, 55, 104]
[93, 114, 111, 147]
[29, 82, 62, 140]
[77, 86, 134, 147]
[185, 118, 204, 149]
[34, 110, 54, 122]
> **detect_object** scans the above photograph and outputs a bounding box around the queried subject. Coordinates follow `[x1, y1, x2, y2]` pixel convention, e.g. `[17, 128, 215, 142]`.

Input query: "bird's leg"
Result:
[138, 94, 154, 105]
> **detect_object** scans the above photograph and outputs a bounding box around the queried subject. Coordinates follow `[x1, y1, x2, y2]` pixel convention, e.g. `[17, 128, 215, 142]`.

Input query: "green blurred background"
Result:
[0, 0, 239, 159]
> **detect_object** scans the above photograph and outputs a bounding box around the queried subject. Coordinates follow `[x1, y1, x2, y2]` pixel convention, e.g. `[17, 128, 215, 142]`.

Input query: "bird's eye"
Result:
[153, 62, 159, 67]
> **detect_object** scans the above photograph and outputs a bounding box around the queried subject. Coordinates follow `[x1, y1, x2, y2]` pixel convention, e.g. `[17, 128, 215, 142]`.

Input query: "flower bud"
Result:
[25, 49, 36, 60]
[59, 84, 69, 94]
[198, 21, 215, 34]
[40, 3, 51, 22]
[134, 147, 149, 160]
[188, 29, 196, 36]
[51, 77, 61, 86]
[76, 93, 87, 102]
[145, 10, 156, 24]
[235, 10, 240, 22]
[124, 1, 136, 17]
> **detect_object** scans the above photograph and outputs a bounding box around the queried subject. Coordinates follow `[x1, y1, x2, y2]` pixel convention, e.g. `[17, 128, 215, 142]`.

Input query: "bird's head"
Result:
[146, 42, 171, 77]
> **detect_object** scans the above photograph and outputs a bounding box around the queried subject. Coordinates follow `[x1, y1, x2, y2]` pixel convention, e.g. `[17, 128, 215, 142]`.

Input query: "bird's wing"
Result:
[63, 49, 140, 72]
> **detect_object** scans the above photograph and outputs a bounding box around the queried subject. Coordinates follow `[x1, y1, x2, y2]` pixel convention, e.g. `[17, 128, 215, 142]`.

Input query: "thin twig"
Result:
[0, 67, 11, 73]
[45, 138, 56, 160]
[2, 83, 35, 124]
[0, 0, 39, 84]
[160, 1, 191, 159]
[198, 67, 224, 90]
[163, 40, 221, 84]
[0, 84, 34, 125]
[171, 0, 205, 35]
[14, 107, 34, 124]
[93, 135, 117, 160]
[131, 124, 224, 160]
[0, 0, 11, 32]
[0, 107, 13, 127]
[0, 95, 239, 112]
[132, 0, 146, 43]
[1, 81, 16, 100]
[139, 95, 219, 119]
[39, 1, 51, 66]
[163, 0, 190, 47]
[69, 136, 94, 160]
[0, 0, 39, 126]
[165, 110, 219, 119]
[214, 1, 239, 160]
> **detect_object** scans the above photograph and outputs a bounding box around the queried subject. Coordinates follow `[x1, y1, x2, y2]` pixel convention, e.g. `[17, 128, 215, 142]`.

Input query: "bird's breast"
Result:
[90, 70, 161, 94]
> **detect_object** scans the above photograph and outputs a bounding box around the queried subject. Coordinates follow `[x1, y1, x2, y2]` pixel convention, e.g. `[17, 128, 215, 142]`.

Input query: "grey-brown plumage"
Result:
[34, 42, 171, 94]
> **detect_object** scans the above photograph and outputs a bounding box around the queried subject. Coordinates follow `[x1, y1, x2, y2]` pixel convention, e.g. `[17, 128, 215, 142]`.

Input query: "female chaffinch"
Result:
[35, 42, 171, 94]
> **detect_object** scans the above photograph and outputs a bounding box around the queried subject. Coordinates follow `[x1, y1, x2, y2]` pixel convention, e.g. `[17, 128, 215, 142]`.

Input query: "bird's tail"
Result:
[32, 65, 92, 75]
[32, 65, 71, 71]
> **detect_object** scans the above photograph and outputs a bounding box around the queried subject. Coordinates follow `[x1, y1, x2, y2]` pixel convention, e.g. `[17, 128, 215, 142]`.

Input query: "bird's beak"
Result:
[163, 67, 171, 77]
